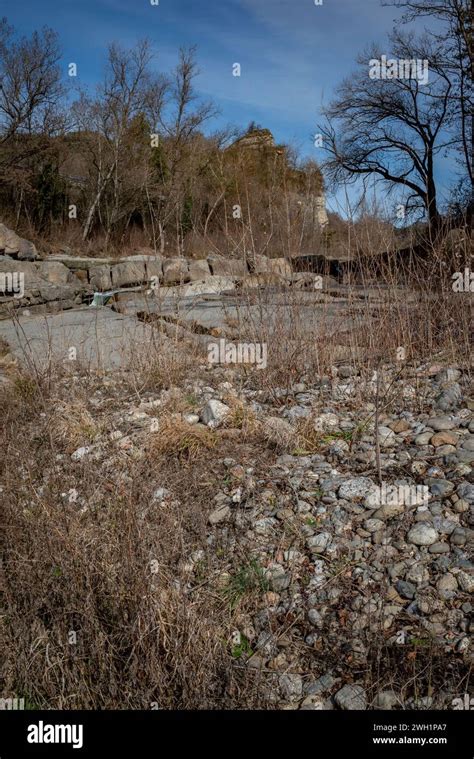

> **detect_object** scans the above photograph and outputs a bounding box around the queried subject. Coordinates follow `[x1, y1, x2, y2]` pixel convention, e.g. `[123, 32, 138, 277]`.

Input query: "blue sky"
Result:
[3, 0, 454, 217]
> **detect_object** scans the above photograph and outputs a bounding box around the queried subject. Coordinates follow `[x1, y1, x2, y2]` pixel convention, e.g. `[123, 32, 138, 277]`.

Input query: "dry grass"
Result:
[147, 416, 217, 461]
[0, 388, 269, 709]
[49, 400, 100, 452]
[260, 416, 297, 452]
[140, 352, 198, 393]
[294, 417, 325, 455]
[222, 397, 260, 437]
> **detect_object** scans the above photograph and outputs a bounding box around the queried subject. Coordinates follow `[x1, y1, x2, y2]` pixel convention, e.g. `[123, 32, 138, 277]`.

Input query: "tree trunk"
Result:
[426, 150, 439, 233]
[82, 162, 116, 241]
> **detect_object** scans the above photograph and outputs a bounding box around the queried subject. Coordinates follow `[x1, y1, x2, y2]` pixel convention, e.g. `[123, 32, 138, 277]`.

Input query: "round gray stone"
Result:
[407, 524, 439, 546]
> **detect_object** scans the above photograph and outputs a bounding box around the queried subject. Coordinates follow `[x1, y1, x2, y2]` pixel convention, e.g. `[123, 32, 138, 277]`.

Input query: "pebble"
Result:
[427, 416, 457, 431]
[436, 383, 462, 411]
[426, 479, 455, 497]
[396, 580, 416, 600]
[200, 399, 230, 427]
[279, 673, 303, 701]
[266, 566, 291, 592]
[40, 361, 473, 705]
[450, 528, 467, 546]
[208, 504, 231, 524]
[338, 477, 374, 500]
[407, 524, 439, 546]
[390, 420, 411, 433]
[71, 446, 92, 461]
[431, 431, 458, 446]
[334, 684, 367, 710]
[307, 532, 331, 553]
[453, 499, 470, 513]
[436, 369, 461, 383]
[184, 413, 199, 425]
[457, 483, 474, 503]
[406, 564, 429, 584]
[374, 690, 401, 710]
[308, 608, 324, 627]
[437, 573, 458, 597]
[300, 696, 325, 710]
[415, 432, 433, 446]
[306, 673, 337, 696]
[428, 542, 450, 554]
[377, 426, 396, 447]
[456, 571, 474, 593]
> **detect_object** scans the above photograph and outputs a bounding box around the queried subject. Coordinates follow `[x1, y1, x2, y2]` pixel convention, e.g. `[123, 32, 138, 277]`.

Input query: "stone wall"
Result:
[1, 220, 341, 317]
[46, 252, 297, 291]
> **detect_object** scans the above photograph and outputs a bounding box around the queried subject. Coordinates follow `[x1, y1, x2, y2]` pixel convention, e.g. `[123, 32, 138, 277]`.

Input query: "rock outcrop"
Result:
[0, 223, 38, 260]
[1, 220, 375, 320]
[226, 127, 328, 229]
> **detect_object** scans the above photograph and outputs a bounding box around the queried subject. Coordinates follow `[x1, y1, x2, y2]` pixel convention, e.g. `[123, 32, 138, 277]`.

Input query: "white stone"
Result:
[200, 399, 230, 428]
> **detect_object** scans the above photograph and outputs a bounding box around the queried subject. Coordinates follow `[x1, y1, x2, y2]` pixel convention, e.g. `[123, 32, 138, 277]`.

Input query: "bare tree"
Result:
[386, 0, 473, 213]
[153, 47, 218, 253]
[0, 18, 63, 144]
[75, 39, 167, 241]
[319, 32, 453, 231]
[0, 18, 65, 227]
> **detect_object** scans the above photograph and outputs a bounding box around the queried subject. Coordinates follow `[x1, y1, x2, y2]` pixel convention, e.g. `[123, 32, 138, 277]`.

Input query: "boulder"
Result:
[188, 259, 211, 281]
[242, 272, 285, 288]
[38, 284, 76, 303]
[90, 265, 112, 291]
[0, 260, 43, 290]
[162, 257, 190, 285]
[0, 224, 9, 250]
[208, 255, 248, 278]
[36, 261, 71, 285]
[75, 269, 89, 283]
[122, 253, 157, 262]
[291, 272, 338, 290]
[0, 225, 21, 254]
[0, 259, 38, 276]
[267, 257, 293, 279]
[182, 277, 235, 296]
[17, 237, 38, 261]
[48, 254, 115, 270]
[0, 307, 156, 370]
[145, 257, 163, 281]
[251, 255, 270, 274]
[130, 247, 157, 257]
[0, 224, 38, 260]
[111, 260, 147, 287]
